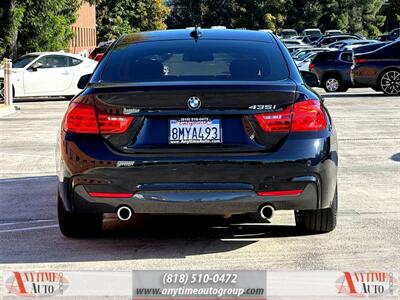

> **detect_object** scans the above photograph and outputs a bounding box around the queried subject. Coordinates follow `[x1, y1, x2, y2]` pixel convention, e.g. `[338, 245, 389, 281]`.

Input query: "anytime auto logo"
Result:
[336, 271, 399, 297]
[5, 271, 69, 297]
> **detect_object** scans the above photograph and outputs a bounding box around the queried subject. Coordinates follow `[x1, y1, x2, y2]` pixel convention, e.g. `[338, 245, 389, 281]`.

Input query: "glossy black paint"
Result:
[351, 40, 400, 89]
[378, 28, 400, 41]
[57, 29, 338, 216]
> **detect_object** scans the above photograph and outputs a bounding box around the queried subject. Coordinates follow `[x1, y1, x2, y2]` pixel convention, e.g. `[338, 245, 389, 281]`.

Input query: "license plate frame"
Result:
[168, 117, 222, 145]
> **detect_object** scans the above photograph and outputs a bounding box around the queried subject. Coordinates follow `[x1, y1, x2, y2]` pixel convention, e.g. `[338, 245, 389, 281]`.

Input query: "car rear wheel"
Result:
[323, 76, 346, 92]
[295, 187, 337, 233]
[57, 192, 103, 238]
[380, 70, 400, 96]
[0, 79, 4, 103]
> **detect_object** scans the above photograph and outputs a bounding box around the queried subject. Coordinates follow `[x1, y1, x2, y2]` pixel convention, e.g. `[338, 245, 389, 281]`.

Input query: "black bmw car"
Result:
[56, 29, 338, 237]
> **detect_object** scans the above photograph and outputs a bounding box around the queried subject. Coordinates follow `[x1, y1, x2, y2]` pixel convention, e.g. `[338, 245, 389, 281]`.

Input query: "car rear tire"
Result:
[295, 187, 337, 233]
[380, 70, 400, 96]
[0, 80, 15, 103]
[0, 79, 4, 103]
[323, 76, 347, 93]
[57, 192, 103, 238]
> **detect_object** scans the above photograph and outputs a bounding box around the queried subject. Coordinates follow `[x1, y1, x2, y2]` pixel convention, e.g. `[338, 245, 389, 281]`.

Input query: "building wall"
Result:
[69, 2, 96, 56]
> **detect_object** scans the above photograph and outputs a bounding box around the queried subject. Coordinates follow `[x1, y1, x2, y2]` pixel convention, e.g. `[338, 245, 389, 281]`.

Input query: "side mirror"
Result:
[77, 74, 92, 89]
[300, 71, 319, 87]
[31, 62, 43, 71]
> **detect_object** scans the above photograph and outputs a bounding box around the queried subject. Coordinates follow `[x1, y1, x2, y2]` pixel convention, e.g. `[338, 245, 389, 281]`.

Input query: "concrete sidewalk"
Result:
[0, 104, 16, 118]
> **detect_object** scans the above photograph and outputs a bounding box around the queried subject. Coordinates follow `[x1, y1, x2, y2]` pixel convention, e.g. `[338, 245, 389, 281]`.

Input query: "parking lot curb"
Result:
[0, 105, 17, 118]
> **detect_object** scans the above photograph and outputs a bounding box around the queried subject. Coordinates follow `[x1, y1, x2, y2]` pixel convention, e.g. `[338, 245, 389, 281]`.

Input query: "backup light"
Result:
[354, 58, 366, 64]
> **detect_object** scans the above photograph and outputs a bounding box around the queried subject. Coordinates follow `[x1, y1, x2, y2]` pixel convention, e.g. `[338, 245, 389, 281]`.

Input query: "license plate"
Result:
[169, 117, 222, 144]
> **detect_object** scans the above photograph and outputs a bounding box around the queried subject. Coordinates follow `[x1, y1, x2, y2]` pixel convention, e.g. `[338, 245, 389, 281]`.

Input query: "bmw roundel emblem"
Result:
[187, 96, 201, 110]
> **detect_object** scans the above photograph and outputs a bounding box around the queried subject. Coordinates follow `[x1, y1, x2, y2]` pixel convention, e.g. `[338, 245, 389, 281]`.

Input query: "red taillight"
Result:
[257, 189, 303, 196]
[63, 103, 98, 133]
[255, 100, 326, 133]
[88, 192, 134, 198]
[291, 100, 327, 132]
[254, 106, 292, 132]
[94, 53, 104, 61]
[309, 63, 316, 71]
[354, 58, 366, 64]
[63, 103, 134, 134]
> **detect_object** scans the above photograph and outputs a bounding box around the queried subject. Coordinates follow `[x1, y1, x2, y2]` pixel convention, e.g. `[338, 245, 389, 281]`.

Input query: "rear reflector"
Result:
[354, 58, 366, 64]
[88, 192, 134, 198]
[309, 63, 316, 71]
[255, 100, 326, 133]
[257, 190, 303, 196]
[63, 102, 134, 134]
[94, 53, 104, 61]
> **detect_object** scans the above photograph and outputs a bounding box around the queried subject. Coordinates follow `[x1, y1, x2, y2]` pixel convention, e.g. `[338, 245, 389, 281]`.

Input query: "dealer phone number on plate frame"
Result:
[162, 273, 238, 285]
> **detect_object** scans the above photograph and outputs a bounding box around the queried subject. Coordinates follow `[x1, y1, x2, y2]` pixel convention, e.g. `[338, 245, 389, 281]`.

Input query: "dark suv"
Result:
[56, 29, 338, 237]
[310, 50, 354, 92]
[352, 40, 400, 95]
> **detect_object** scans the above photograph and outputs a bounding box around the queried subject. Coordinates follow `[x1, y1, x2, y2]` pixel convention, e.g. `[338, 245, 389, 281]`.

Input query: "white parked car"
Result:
[0, 52, 97, 100]
[295, 52, 318, 71]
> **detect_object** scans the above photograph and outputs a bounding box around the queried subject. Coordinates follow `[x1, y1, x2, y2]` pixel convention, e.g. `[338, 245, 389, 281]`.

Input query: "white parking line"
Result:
[0, 153, 52, 158]
[0, 176, 55, 183]
[0, 220, 56, 227]
[0, 224, 58, 233]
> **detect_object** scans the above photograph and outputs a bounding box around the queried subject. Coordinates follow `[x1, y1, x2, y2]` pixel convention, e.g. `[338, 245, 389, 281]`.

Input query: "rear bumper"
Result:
[57, 130, 338, 215]
[71, 180, 318, 215]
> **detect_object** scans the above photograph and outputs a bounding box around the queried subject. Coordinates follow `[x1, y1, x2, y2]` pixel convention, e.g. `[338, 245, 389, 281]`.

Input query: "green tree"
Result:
[166, 0, 242, 29]
[0, 0, 80, 59]
[346, 0, 385, 37]
[96, 0, 170, 42]
[0, 0, 25, 58]
[167, 0, 286, 30]
[18, 0, 80, 53]
[381, 0, 400, 32]
[284, 0, 322, 30]
[167, 0, 386, 37]
[261, 0, 286, 31]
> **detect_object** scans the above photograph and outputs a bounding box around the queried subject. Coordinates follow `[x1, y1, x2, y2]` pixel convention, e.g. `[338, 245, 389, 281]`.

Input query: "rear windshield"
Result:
[100, 39, 289, 83]
[353, 42, 387, 54]
[313, 51, 338, 63]
[305, 30, 321, 36]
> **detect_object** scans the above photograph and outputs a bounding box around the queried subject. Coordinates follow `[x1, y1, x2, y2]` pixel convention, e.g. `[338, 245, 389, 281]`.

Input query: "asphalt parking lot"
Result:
[0, 88, 399, 271]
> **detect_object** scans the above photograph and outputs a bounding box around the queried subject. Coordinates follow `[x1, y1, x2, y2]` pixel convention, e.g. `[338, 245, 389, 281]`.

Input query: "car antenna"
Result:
[190, 25, 201, 41]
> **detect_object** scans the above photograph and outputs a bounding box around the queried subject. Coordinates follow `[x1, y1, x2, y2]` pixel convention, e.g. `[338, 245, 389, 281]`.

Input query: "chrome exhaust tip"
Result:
[117, 206, 133, 221]
[259, 205, 275, 220]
